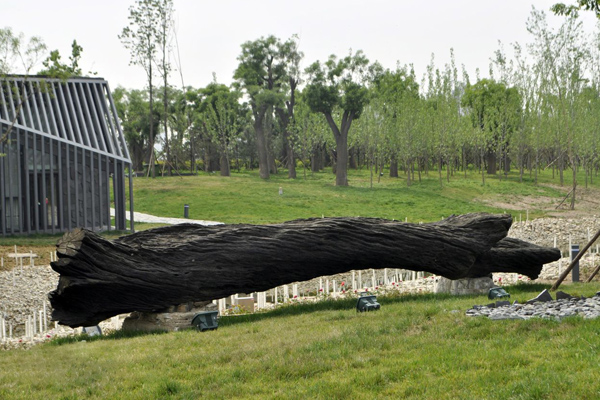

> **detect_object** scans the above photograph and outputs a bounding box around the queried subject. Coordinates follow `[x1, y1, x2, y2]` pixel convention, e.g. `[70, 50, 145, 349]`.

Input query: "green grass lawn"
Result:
[2, 283, 600, 399]
[129, 167, 578, 225]
[2, 166, 600, 399]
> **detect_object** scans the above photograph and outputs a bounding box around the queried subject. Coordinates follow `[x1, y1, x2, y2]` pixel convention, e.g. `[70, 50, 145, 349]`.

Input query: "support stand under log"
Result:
[49, 213, 560, 327]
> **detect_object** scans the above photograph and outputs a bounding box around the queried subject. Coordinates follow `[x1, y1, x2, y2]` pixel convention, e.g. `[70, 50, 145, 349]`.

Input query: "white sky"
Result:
[3, 0, 598, 90]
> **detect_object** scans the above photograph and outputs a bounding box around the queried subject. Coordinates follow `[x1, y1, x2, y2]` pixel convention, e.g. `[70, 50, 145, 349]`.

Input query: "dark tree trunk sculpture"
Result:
[49, 213, 560, 327]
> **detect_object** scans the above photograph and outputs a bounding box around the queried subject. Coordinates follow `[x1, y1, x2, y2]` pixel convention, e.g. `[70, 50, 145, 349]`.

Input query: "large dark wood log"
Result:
[49, 213, 560, 327]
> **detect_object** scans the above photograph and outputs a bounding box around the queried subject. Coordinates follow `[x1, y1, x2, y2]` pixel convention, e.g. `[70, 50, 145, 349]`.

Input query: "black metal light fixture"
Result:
[488, 287, 510, 300]
[356, 292, 381, 312]
[192, 311, 219, 331]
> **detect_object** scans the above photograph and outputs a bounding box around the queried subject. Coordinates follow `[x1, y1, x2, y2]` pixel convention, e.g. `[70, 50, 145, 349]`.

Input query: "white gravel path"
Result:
[110, 208, 222, 226]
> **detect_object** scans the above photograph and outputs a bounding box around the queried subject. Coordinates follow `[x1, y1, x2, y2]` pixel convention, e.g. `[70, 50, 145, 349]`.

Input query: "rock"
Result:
[556, 291, 576, 300]
[528, 289, 553, 303]
[434, 276, 495, 296]
[121, 301, 216, 332]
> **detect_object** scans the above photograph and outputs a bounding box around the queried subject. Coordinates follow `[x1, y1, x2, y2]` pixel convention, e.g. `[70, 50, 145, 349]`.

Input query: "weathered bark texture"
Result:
[49, 213, 560, 327]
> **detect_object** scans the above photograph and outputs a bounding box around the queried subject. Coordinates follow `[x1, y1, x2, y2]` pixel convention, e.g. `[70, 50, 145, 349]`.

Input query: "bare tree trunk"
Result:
[49, 213, 560, 327]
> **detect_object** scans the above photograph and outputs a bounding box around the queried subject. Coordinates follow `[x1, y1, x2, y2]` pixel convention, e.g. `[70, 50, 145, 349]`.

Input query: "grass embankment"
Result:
[2, 283, 600, 399]
[131, 168, 572, 224]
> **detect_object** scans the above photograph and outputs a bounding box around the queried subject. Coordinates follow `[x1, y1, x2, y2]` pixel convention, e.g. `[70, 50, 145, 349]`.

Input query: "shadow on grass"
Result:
[48, 329, 170, 346]
[47, 283, 556, 344]
[219, 292, 458, 327]
[503, 282, 551, 295]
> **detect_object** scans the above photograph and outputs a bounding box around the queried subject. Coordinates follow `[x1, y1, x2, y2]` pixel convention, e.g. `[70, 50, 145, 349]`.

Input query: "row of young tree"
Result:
[2, 1, 599, 211]
[118, 6, 600, 206]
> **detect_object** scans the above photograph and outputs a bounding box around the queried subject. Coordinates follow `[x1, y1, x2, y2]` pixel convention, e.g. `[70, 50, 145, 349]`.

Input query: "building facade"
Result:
[0, 76, 134, 236]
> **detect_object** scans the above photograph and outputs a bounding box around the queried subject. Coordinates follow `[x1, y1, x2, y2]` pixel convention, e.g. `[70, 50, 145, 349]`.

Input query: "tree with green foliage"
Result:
[527, 8, 588, 208]
[462, 78, 522, 182]
[234, 35, 292, 180]
[119, 0, 165, 178]
[371, 65, 421, 185]
[113, 86, 159, 172]
[274, 35, 303, 179]
[201, 81, 243, 176]
[290, 95, 329, 179]
[552, 0, 600, 18]
[156, 0, 175, 175]
[304, 50, 374, 186]
[38, 40, 83, 78]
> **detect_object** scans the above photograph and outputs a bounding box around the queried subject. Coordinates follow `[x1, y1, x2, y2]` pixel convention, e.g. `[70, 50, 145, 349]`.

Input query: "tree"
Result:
[113, 87, 159, 172]
[462, 79, 522, 180]
[201, 81, 243, 176]
[304, 50, 373, 186]
[156, 0, 175, 175]
[371, 65, 421, 184]
[119, 0, 165, 178]
[552, 0, 600, 18]
[527, 8, 588, 208]
[274, 35, 303, 179]
[234, 35, 291, 180]
[38, 40, 84, 78]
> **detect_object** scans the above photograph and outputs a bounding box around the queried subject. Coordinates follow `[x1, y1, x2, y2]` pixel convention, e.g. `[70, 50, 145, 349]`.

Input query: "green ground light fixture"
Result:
[192, 311, 219, 331]
[356, 292, 381, 312]
[488, 287, 510, 300]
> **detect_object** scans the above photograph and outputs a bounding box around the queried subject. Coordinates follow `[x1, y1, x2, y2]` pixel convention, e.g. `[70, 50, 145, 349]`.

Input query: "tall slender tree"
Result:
[119, 0, 162, 178]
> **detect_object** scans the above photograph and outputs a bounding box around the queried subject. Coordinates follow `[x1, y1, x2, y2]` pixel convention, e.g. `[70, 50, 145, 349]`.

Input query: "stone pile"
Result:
[466, 290, 600, 321]
[508, 216, 600, 252]
[0, 266, 57, 337]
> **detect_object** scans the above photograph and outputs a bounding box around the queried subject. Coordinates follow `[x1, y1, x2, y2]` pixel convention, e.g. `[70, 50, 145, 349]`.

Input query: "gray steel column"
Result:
[73, 146, 79, 227]
[92, 83, 116, 155]
[0, 135, 5, 236]
[70, 82, 91, 147]
[128, 163, 135, 233]
[66, 144, 72, 231]
[28, 81, 43, 132]
[55, 83, 76, 142]
[41, 135, 47, 233]
[84, 83, 106, 152]
[57, 141, 64, 232]
[16, 130, 23, 233]
[104, 83, 127, 159]
[90, 151, 95, 230]
[49, 138, 56, 234]
[82, 148, 87, 228]
[32, 134, 39, 233]
[23, 132, 31, 234]
[105, 155, 110, 231]
[6, 130, 14, 234]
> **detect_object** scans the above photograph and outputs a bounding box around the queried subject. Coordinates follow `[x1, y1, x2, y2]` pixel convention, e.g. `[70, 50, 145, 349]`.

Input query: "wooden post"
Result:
[554, 228, 600, 289]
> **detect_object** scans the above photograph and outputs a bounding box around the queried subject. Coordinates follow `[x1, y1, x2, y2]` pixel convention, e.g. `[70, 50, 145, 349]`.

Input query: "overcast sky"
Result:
[3, 0, 598, 90]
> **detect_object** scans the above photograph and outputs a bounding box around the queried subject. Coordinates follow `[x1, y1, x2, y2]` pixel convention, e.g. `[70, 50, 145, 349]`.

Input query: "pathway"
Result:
[110, 209, 222, 226]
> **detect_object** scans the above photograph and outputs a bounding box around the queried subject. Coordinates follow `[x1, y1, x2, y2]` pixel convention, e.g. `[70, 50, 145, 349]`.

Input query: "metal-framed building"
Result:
[0, 75, 134, 236]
